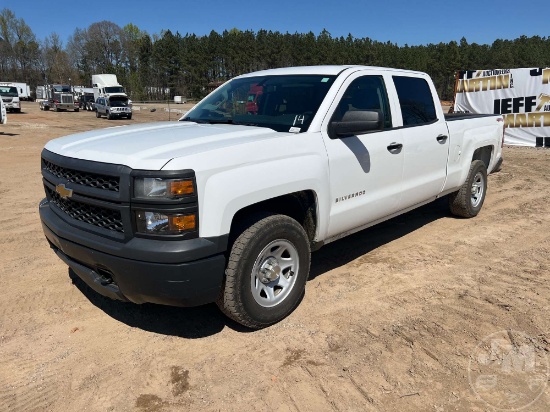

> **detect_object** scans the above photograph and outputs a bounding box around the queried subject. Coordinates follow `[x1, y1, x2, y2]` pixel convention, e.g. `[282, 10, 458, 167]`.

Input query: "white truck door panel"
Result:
[400, 120, 449, 205]
[321, 73, 404, 238]
[391, 75, 449, 208]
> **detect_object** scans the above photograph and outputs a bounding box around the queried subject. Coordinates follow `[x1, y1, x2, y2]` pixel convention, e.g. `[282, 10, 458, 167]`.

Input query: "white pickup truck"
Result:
[39, 66, 504, 328]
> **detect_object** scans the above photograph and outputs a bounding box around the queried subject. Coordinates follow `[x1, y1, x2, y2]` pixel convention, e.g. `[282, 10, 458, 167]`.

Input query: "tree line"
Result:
[1, 8, 549, 101]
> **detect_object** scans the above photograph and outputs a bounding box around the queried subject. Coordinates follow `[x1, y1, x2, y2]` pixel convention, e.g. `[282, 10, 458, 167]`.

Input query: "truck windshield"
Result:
[105, 86, 125, 94]
[0, 87, 18, 97]
[53, 85, 71, 93]
[181, 75, 336, 133]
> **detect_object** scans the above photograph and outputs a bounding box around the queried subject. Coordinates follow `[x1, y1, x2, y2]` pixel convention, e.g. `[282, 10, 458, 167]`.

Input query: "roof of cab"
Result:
[236, 65, 426, 78]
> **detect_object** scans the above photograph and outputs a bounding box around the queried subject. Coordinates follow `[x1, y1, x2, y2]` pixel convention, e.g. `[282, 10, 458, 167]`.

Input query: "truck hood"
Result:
[44, 121, 280, 170]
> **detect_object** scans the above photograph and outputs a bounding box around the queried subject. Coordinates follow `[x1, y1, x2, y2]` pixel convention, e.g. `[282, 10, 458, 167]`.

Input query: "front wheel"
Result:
[217, 214, 311, 329]
[96, 110, 100, 118]
[449, 160, 487, 218]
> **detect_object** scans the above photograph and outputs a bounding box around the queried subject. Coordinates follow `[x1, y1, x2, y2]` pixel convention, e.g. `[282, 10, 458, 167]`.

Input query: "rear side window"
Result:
[393, 76, 437, 126]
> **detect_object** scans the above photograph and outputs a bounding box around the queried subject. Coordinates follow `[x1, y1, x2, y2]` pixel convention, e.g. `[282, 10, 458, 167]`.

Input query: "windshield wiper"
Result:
[180, 117, 234, 125]
[205, 119, 235, 125]
[232, 121, 259, 127]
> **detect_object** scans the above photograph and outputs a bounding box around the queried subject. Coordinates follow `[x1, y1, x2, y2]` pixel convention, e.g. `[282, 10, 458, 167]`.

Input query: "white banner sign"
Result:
[454, 68, 550, 146]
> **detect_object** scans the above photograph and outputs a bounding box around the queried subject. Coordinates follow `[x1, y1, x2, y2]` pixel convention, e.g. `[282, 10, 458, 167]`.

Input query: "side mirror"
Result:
[331, 110, 383, 138]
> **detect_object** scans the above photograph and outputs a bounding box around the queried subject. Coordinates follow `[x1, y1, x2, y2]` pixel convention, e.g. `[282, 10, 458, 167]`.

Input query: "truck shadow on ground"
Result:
[309, 196, 451, 279]
[70, 197, 451, 338]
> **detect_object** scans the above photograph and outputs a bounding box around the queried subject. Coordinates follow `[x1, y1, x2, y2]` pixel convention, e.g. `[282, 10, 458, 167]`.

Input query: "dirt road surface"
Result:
[1, 103, 549, 412]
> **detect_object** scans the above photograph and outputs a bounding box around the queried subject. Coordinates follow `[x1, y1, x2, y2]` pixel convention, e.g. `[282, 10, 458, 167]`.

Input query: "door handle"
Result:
[437, 134, 448, 142]
[387, 142, 403, 153]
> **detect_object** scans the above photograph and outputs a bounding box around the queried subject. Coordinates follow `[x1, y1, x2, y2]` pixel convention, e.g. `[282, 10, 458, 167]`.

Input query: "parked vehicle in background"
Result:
[73, 87, 95, 111]
[39, 65, 504, 329]
[0, 84, 21, 113]
[0, 96, 6, 124]
[95, 95, 132, 119]
[92, 74, 126, 101]
[39, 84, 79, 112]
[82, 95, 96, 111]
[0, 82, 31, 101]
[36, 86, 46, 101]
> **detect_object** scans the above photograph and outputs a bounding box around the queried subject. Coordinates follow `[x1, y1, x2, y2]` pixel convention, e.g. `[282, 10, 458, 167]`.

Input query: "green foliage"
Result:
[1, 8, 550, 102]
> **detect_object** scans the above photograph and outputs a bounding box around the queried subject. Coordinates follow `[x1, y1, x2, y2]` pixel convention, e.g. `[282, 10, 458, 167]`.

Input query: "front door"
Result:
[321, 73, 405, 239]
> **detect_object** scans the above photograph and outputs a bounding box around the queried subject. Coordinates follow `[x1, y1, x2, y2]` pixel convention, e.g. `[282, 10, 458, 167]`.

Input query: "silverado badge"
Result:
[55, 184, 73, 199]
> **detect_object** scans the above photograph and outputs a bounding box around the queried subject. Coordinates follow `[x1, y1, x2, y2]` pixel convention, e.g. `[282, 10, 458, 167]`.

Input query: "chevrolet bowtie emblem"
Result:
[55, 183, 73, 199]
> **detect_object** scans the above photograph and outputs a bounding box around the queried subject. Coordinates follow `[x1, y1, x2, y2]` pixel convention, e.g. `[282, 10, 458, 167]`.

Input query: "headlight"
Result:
[135, 211, 196, 235]
[134, 177, 194, 199]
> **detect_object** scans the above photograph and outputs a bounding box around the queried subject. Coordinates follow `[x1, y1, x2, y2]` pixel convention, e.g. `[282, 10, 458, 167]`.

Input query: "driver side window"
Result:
[333, 75, 392, 130]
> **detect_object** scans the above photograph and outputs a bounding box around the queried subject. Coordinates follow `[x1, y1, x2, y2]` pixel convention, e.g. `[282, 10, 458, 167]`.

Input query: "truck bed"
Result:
[444, 112, 498, 121]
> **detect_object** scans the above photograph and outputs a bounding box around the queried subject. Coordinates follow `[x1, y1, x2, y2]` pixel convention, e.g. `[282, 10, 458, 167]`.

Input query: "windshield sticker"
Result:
[321, 78, 330, 83]
[293, 115, 305, 126]
[289, 127, 301, 133]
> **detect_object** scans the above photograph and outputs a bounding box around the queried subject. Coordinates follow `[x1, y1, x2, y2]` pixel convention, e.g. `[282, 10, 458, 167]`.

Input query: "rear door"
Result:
[390, 75, 449, 208]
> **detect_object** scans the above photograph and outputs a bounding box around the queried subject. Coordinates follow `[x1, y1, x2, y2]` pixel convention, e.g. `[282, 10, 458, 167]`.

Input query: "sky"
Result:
[2, 0, 547, 47]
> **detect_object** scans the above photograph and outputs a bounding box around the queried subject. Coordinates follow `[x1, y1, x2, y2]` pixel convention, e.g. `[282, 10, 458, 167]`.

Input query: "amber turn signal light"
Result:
[169, 214, 196, 231]
[170, 180, 194, 196]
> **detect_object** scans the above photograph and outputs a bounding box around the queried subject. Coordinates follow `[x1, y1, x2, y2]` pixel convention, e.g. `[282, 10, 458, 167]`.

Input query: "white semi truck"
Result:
[92, 74, 126, 101]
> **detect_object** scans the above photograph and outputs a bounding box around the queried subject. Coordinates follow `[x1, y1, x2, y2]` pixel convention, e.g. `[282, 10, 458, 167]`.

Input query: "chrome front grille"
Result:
[61, 94, 74, 104]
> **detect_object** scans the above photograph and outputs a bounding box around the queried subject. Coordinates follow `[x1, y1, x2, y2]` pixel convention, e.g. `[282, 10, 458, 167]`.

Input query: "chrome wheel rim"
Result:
[471, 171, 485, 208]
[251, 239, 299, 307]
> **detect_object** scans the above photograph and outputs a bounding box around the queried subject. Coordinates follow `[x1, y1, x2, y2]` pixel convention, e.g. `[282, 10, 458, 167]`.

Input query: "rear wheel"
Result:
[96, 110, 100, 118]
[217, 213, 311, 329]
[449, 160, 487, 218]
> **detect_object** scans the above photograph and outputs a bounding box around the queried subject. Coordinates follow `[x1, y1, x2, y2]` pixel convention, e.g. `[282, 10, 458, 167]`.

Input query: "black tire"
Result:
[449, 160, 487, 218]
[127, 114, 132, 120]
[96, 110, 101, 118]
[74, 108, 79, 112]
[217, 213, 311, 329]
[107, 112, 113, 120]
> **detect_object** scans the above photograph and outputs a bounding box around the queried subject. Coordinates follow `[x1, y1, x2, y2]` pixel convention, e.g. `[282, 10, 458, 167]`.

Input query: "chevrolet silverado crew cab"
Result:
[39, 66, 504, 329]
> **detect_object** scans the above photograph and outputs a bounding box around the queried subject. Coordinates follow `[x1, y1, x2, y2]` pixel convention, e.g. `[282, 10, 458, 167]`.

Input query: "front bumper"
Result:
[40, 199, 227, 307]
